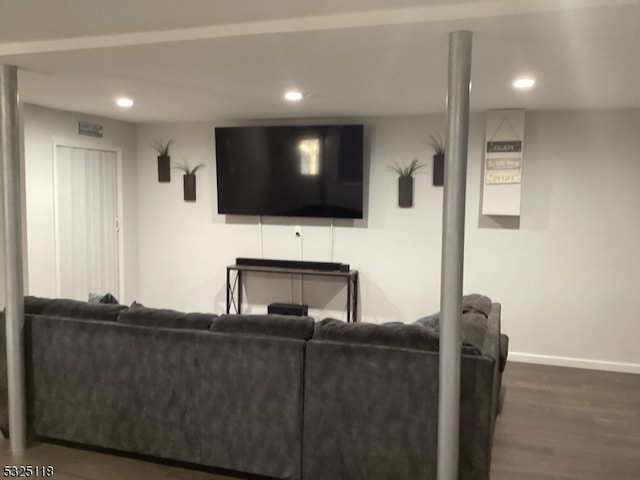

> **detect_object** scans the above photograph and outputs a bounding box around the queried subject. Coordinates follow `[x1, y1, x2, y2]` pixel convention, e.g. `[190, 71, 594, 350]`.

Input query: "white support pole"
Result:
[438, 31, 473, 480]
[1, 64, 27, 453]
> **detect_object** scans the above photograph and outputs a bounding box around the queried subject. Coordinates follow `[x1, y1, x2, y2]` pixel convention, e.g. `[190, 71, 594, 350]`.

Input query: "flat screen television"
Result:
[215, 124, 364, 218]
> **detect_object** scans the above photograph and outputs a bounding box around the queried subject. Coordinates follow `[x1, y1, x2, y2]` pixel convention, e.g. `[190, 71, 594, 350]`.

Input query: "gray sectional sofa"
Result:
[0, 295, 507, 480]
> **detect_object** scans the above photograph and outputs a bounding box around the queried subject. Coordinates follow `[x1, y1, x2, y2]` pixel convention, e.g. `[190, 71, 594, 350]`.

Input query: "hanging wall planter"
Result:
[174, 162, 204, 202]
[388, 158, 426, 208]
[151, 139, 174, 183]
[427, 133, 445, 187]
[432, 153, 445, 186]
[183, 173, 196, 201]
[398, 176, 414, 207]
[157, 155, 171, 182]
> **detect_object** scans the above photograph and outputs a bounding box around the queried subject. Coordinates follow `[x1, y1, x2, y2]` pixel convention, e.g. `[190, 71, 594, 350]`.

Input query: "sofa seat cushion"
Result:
[210, 314, 315, 340]
[118, 306, 215, 330]
[25, 296, 125, 322]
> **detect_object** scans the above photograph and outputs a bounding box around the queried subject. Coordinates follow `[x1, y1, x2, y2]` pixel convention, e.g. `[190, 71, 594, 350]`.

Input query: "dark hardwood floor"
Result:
[491, 362, 640, 480]
[1, 361, 638, 479]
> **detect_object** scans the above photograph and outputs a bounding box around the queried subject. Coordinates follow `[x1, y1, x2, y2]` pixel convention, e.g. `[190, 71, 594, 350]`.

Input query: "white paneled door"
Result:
[54, 145, 120, 301]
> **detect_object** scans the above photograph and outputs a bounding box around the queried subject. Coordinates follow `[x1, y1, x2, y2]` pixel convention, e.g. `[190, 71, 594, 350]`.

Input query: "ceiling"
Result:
[1, 0, 639, 123]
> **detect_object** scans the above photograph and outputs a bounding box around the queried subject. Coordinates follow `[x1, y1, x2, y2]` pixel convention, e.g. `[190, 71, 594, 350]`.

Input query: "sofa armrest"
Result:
[499, 334, 509, 373]
[480, 303, 501, 359]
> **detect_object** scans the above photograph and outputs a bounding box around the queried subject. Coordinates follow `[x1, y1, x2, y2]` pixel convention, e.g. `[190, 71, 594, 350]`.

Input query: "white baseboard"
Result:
[509, 352, 640, 375]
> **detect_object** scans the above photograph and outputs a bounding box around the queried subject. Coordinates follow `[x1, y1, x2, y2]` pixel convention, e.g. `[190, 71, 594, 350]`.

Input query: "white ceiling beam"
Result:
[1, 0, 637, 56]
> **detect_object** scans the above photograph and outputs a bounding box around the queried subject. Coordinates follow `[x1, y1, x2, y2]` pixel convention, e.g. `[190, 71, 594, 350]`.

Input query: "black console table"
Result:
[226, 262, 359, 323]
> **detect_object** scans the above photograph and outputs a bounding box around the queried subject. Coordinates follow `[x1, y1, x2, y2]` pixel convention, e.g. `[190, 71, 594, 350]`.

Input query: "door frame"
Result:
[52, 137, 125, 301]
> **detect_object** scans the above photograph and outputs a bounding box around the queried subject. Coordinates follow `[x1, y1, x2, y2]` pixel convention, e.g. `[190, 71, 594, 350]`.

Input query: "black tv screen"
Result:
[215, 125, 364, 219]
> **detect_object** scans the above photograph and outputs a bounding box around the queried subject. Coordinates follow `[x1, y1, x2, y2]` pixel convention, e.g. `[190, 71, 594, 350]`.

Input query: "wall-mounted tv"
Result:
[215, 124, 364, 219]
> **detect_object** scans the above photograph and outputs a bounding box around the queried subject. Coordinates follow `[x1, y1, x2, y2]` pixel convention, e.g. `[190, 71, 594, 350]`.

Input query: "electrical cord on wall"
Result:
[296, 227, 303, 303]
[329, 219, 334, 262]
[258, 216, 264, 259]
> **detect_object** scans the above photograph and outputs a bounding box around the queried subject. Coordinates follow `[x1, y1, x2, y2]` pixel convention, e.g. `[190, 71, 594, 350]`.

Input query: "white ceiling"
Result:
[1, 0, 639, 123]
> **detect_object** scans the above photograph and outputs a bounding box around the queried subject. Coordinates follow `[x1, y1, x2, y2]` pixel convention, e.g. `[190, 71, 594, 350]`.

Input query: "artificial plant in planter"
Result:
[174, 162, 204, 202]
[388, 158, 426, 208]
[428, 133, 445, 186]
[151, 139, 174, 183]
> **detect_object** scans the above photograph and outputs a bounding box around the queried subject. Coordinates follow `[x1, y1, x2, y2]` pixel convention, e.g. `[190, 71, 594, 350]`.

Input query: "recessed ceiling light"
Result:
[116, 97, 134, 108]
[513, 78, 535, 89]
[284, 90, 303, 102]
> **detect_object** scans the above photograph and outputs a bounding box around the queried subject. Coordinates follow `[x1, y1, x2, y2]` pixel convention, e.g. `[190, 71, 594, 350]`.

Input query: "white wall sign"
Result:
[481, 109, 525, 215]
[485, 121, 524, 185]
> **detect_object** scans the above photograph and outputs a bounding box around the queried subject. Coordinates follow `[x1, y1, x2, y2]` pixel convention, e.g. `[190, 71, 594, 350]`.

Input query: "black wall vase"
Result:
[158, 155, 171, 182]
[183, 173, 196, 202]
[398, 176, 414, 208]
[432, 153, 445, 186]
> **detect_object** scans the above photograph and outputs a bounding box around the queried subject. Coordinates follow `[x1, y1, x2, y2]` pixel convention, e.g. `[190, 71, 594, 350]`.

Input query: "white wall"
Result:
[23, 104, 139, 303]
[489, 110, 640, 372]
[135, 117, 446, 319]
[136, 110, 640, 373]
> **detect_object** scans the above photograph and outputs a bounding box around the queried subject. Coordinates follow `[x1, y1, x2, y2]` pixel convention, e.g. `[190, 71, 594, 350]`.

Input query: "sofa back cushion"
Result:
[462, 294, 492, 317]
[25, 296, 125, 322]
[314, 318, 441, 352]
[24, 296, 52, 315]
[461, 311, 488, 351]
[316, 318, 482, 355]
[117, 306, 215, 330]
[210, 314, 315, 340]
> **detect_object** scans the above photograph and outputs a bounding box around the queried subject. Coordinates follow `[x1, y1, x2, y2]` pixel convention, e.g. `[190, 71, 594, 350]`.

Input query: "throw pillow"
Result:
[99, 293, 119, 304]
[88, 292, 103, 304]
[87, 292, 120, 305]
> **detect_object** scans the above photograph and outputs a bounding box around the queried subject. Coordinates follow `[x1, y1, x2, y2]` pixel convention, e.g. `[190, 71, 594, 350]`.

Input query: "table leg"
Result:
[226, 267, 231, 314]
[353, 273, 358, 323]
[347, 275, 352, 323]
[237, 271, 243, 314]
